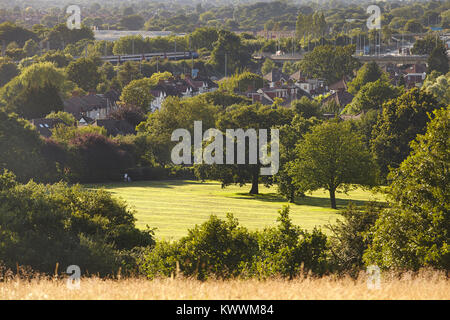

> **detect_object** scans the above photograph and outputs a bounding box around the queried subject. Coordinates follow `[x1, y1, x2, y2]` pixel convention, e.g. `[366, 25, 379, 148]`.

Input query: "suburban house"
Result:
[30, 118, 65, 138]
[150, 74, 218, 110]
[289, 70, 307, 83]
[244, 85, 311, 107]
[63, 89, 120, 121]
[263, 69, 290, 88]
[401, 64, 427, 88]
[294, 78, 327, 96]
[322, 77, 354, 108]
[322, 89, 354, 108]
[288, 70, 327, 96]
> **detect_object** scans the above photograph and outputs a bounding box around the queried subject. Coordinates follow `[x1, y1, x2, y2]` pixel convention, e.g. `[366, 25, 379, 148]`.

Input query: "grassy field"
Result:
[90, 180, 384, 240]
[1, 271, 448, 300]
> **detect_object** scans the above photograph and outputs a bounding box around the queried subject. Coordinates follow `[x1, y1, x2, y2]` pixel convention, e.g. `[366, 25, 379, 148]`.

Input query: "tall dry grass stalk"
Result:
[0, 270, 448, 300]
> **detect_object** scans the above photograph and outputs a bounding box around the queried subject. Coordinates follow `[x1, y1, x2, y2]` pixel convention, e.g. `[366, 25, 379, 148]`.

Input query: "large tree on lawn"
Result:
[288, 121, 376, 209]
[195, 103, 293, 195]
[370, 88, 444, 179]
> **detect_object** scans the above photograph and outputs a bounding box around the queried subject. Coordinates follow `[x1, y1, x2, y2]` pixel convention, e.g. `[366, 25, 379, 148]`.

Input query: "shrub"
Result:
[244, 206, 329, 279]
[139, 206, 329, 280]
[140, 213, 258, 280]
[0, 171, 154, 276]
[327, 202, 384, 276]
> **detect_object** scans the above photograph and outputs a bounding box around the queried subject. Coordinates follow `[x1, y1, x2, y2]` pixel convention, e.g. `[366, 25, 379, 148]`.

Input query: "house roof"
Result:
[94, 119, 136, 136]
[64, 90, 120, 119]
[329, 78, 348, 91]
[289, 70, 306, 82]
[263, 69, 289, 83]
[31, 118, 65, 138]
[323, 90, 354, 107]
[402, 64, 427, 75]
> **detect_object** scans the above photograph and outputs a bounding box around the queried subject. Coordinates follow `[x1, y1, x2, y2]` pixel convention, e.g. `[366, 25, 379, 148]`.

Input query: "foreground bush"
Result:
[327, 202, 384, 276]
[364, 107, 450, 271]
[244, 206, 328, 279]
[139, 206, 329, 280]
[0, 171, 154, 276]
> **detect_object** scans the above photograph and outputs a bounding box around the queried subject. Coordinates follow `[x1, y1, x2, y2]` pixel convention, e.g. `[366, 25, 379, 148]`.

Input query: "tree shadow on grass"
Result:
[86, 179, 218, 190]
[231, 192, 383, 210]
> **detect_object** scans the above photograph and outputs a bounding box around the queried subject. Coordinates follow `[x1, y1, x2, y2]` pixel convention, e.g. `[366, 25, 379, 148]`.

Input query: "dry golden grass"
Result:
[0, 271, 448, 300]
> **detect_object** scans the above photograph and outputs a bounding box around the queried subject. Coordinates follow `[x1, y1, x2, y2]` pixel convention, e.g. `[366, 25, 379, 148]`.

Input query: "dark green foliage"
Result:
[291, 97, 321, 119]
[427, 43, 449, 75]
[66, 58, 102, 91]
[46, 23, 94, 50]
[347, 62, 389, 95]
[351, 109, 380, 149]
[0, 22, 38, 47]
[37, 50, 73, 68]
[196, 103, 293, 195]
[327, 202, 383, 275]
[0, 111, 57, 182]
[120, 15, 145, 30]
[276, 115, 321, 202]
[364, 107, 450, 271]
[299, 45, 360, 84]
[343, 80, 402, 115]
[67, 132, 133, 183]
[289, 121, 377, 209]
[139, 206, 329, 280]
[245, 206, 329, 279]
[14, 83, 63, 119]
[412, 35, 443, 55]
[0, 172, 154, 276]
[202, 90, 252, 108]
[0, 59, 19, 87]
[210, 30, 253, 74]
[140, 213, 258, 280]
[190, 27, 219, 51]
[371, 88, 444, 179]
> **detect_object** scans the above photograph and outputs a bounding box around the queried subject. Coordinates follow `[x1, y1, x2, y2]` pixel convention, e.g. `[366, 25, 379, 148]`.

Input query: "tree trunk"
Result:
[288, 188, 295, 203]
[329, 188, 337, 209]
[249, 170, 259, 195]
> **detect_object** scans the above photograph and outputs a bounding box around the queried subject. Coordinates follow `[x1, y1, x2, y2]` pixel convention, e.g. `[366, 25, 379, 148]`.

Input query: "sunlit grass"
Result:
[1, 271, 447, 300]
[88, 180, 384, 240]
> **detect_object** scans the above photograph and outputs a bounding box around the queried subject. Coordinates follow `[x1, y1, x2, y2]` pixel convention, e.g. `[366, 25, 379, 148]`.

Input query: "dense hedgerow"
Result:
[139, 206, 329, 280]
[0, 170, 154, 276]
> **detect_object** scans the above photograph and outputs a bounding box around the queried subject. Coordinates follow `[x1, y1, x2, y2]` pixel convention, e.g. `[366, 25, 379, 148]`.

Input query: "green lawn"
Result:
[89, 180, 384, 240]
